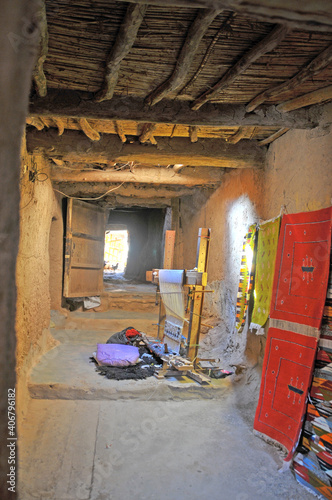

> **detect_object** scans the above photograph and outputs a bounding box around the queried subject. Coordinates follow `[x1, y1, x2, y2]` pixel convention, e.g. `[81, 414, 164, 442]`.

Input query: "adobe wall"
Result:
[0, 2, 40, 498]
[16, 152, 61, 424]
[179, 118, 332, 405]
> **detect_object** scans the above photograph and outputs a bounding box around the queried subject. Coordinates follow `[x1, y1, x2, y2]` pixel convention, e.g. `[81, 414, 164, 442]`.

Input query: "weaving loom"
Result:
[159, 269, 185, 354]
[147, 228, 211, 367]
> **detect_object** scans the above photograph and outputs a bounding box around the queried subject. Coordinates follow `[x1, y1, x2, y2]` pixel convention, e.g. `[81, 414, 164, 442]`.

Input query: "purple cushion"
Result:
[96, 344, 140, 367]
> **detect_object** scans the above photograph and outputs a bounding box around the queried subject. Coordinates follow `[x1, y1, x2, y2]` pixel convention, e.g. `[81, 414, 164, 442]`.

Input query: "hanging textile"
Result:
[235, 224, 257, 332]
[159, 269, 185, 353]
[254, 206, 332, 464]
[250, 217, 280, 334]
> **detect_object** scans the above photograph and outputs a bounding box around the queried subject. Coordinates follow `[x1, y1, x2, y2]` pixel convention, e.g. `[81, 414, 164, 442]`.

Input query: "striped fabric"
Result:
[235, 224, 257, 332]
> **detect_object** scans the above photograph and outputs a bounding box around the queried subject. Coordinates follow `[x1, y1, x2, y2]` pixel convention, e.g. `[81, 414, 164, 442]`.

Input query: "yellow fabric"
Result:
[250, 217, 281, 332]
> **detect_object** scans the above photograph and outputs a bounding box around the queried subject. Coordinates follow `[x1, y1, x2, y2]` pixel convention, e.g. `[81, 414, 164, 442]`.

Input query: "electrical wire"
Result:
[53, 182, 125, 201]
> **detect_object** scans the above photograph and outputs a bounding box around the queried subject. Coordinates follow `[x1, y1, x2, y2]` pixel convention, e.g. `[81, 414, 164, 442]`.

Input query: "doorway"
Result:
[104, 227, 129, 278]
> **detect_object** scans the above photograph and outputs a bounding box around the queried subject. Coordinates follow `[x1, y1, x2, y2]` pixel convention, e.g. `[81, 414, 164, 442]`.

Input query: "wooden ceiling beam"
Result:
[29, 90, 322, 129]
[27, 128, 266, 169]
[95, 4, 147, 102]
[115, 0, 332, 32]
[276, 86, 332, 113]
[50, 165, 224, 186]
[33, 0, 48, 97]
[246, 44, 332, 112]
[146, 8, 221, 106]
[54, 183, 197, 199]
[192, 24, 290, 110]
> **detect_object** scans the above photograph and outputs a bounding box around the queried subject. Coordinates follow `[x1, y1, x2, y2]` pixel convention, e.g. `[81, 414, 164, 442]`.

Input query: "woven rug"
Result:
[270, 207, 332, 329]
[250, 217, 280, 334]
[235, 224, 257, 332]
[254, 207, 332, 463]
[254, 327, 319, 461]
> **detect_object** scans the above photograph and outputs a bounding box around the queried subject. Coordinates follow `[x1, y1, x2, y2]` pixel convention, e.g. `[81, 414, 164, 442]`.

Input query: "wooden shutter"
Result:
[63, 199, 105, 298]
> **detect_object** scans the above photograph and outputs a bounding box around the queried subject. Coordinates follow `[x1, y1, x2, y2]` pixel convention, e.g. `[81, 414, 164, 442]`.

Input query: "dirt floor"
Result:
[17, 286, 315, 500]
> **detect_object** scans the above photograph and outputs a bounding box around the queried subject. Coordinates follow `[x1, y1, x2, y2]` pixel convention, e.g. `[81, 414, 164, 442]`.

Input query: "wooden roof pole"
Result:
[258, 128, 289, 146]
[227, 126, 255, 144]
[246, 44, 332, 112]
[276, 85, 332, 113]
[146, 8, 221, 106]
[115, 0, 332, 32]
[95, 3, 147, 102]
[191, 24, 290, 110]
[139, 123, 158, 144]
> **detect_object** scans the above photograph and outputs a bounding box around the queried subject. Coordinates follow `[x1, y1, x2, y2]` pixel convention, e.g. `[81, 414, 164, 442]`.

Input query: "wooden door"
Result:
[63, 199, 105, 297]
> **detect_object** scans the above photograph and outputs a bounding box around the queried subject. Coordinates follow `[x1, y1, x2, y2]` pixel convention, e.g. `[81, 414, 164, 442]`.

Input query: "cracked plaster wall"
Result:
[179, 121, 332, 403]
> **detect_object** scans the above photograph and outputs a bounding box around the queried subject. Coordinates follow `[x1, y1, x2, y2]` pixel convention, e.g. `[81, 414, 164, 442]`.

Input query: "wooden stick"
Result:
[53, 117, 64, 136]
[246, 44, 332, 112]
[180, 11, 235, 95]
[26, 117, 44, 131]
[258, 127, 289, 146]
[189, 126, 198, 143]
[114, 121, 127, 142]
[146, 8, 221, 106]
[192, 24, 290, 110]
[276, 85, 332, 113]
[78, 118, 101, 141]
[95, 4, 147, 102]
[33, 0, 48, 97]
[227, 126, 255, 144]
[139, 123, 158, 143]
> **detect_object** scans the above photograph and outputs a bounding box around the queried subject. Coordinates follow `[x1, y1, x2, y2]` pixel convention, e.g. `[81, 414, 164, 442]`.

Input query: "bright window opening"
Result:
[104, 230, 129, 274]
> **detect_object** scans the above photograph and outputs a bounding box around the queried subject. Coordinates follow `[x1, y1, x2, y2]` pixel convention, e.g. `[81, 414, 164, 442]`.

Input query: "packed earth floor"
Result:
[18, 289, 315, 500]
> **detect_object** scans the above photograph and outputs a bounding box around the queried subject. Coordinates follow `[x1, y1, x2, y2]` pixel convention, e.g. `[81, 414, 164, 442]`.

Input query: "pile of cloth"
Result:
[90, 327, 162, 380]
[292, 264, 332, 499]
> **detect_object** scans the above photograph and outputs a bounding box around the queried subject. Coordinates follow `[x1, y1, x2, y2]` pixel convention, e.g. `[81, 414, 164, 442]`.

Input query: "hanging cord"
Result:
[53, 182, 125, 201]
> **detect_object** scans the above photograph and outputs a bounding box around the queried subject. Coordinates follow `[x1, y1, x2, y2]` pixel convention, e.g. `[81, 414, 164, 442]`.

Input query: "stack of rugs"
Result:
[252, 206, 332, 495]
[292, 258, 332, 499]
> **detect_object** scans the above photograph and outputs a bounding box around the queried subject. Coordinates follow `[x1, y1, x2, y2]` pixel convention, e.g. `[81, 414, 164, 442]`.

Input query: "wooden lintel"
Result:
[95, 4, 147, 102]
[139, 123, 158, 144]
[27, 128, 266, 169]
[146, 8, 221, 106]
[115, 0, 332, 32]
[276, 86, 332, 113]
[33, 0, 48, 97]
[78, 118, 100, 141]
[258, 127, 289, 146]
[192, 24, 290, 110]
[246, 44, 332, 112]
[50, 166, 224, 186]
[29, 90, 322, 129]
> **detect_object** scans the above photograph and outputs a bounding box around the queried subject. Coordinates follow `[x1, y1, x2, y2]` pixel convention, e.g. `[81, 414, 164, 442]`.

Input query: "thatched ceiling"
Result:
[26, 0, 332, 207]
